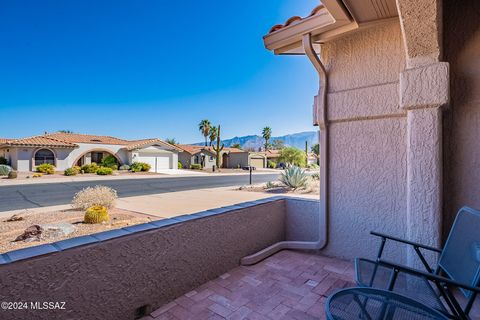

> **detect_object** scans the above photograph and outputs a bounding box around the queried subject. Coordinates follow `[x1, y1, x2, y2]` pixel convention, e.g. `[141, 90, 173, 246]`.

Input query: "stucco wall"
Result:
[178, 152, 193, 168]
[320, 21, 408, 261]
[227, 152, 250, 168]
[443, 0, 480, 237]
[0, 198, 320, 320]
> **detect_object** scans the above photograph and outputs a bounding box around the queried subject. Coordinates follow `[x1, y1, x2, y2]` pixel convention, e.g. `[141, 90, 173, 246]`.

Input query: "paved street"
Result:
[0, 173, 279, 211]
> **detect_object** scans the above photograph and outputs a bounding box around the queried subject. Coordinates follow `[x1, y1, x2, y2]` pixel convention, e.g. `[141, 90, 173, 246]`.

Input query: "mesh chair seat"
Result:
[326, 287, 449, 320]
[355, 258, 447, 313]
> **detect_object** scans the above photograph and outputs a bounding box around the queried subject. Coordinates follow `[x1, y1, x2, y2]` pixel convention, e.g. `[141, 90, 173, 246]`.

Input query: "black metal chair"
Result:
[355, 206, 480, 319]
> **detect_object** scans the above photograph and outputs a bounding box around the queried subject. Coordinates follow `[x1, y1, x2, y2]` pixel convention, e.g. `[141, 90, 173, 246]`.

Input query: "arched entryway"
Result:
[74, 150, 122, 167]
[34, 148, 56, 166]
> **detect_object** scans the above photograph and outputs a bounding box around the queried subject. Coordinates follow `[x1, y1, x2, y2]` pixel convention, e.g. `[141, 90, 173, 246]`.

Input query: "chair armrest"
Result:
[371, 231, 442, 253]
[377, 259, 480, 294]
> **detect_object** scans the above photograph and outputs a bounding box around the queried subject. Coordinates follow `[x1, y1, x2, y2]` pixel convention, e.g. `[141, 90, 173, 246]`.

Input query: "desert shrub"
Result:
[267, 161, 277, 169]
[72, 185, 117, 210]
[8, 170, 17, 179]
[119, 164, 130, 171]
[81, 163, 99, 174]
[36, 163, 55, 174]
[308, 163, 319, 170]
[140, 162, 151, 172]
[0, 156, 7, 165]
[265, 181, 276, 189]
[100, 155, 118, 168]
[280, 166, 308, 190]
[64, 167, 78, 176]
[33, 173, 43, 178]
[0, 164, 12, 176]
[96, 167, 113, 175]
[311, 172, 320, 180]
[84, 205, 109, 224]
[178, 161, 183, 169]
[130, 162, 150, 172]
[130, 162, 143, 172]
[190, 164, 202, 170]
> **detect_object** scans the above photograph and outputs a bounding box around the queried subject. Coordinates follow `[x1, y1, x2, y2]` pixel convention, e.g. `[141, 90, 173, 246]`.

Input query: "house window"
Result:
[209, 156, 214, 161]
[34, 149, 55, 166]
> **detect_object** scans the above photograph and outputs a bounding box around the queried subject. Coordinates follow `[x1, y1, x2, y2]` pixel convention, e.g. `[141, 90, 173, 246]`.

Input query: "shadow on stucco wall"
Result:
[443, 0, 480, 240]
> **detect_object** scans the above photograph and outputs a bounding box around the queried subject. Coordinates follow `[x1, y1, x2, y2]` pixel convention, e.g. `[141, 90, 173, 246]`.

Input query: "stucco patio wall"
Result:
[0, 197, 319, 320]
[319, 21, 409, 261]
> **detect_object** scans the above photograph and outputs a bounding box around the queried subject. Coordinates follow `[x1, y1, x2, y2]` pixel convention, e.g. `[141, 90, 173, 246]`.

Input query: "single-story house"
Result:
[225, 151, 266, 169]
[0, 132, 181, 172]
[177, 145, 217, 169]
[177, 145, 267, 169]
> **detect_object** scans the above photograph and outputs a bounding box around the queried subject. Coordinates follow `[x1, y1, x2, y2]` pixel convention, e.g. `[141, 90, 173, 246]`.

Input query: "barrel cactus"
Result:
[8, 170, 18, 179]
[84, 205, 109, 224]
[0, 164, 12, 176]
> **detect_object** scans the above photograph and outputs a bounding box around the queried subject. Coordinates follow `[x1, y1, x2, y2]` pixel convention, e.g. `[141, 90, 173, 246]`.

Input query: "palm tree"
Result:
[165, 138, 177, 145]
[198, 119, 211, 146]
[209, 126, 218, 146]
[262, 127, 272, 151]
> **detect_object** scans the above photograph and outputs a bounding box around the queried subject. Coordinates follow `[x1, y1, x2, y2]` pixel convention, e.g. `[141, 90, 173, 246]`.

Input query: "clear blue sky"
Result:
[0, 0, 319, 143]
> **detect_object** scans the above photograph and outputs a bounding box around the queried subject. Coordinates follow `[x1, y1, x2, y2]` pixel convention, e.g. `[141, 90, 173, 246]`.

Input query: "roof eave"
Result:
[264, 0, 401, 55]
[2, 143, 78, 149]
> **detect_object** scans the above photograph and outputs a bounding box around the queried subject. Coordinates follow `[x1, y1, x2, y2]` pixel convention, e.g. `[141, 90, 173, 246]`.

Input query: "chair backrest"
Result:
[439, 206, 480, 297]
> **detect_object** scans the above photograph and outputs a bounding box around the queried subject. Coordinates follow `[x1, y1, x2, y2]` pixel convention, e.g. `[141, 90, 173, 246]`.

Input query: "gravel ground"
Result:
[0, 208, 153, 254]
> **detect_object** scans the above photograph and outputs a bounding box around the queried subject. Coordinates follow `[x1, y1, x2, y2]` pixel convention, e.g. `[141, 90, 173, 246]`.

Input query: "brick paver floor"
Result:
[146, 250, 355, 320]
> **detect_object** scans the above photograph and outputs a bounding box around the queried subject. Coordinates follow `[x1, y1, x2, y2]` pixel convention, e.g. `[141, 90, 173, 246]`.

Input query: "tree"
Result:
[271, 139, 285, 150]
[231, 143, 242, 149]
[209, 126, 218, 146]
[58, 130, 73, 133]
[165, 138, 178, 145]
[311, 143, 320, 155]
[262, 127, 272, 151]
[198, 119, 211, 146]
[279, 147, 306, 167]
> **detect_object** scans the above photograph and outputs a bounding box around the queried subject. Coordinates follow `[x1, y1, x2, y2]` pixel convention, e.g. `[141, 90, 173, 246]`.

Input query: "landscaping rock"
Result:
[15, 225, 43, 242]
[4, 214, 24, 222]
[39, 222, 76, 239]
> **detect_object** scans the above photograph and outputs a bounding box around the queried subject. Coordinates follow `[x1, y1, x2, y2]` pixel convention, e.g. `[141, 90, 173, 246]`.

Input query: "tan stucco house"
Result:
[0, 132, 181, 172]
[177, 144, 267, 169]
[264, 0, 480, 263]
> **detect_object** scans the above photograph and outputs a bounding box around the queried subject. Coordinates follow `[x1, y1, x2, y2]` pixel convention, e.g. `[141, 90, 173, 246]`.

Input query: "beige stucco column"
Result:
[397, 0, 448, 265]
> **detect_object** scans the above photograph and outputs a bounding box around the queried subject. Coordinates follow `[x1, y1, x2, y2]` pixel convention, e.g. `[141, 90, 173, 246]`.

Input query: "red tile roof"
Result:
[1, 135, 78, 148]
[268, 4, 325, 34]
[44, 132, 129, 145]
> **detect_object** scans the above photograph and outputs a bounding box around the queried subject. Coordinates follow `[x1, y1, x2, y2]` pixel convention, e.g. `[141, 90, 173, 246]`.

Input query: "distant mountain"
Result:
[193, 131, 318, 151]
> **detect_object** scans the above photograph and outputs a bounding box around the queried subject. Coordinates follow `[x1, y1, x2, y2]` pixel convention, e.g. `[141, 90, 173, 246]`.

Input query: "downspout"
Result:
[241, 33, 329, 265]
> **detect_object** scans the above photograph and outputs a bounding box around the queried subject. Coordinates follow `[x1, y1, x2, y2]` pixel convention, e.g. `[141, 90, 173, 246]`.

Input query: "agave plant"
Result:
[279, 166, 308, 190]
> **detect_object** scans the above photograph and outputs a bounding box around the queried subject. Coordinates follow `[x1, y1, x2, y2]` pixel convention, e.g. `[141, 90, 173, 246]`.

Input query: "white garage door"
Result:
[137, 153, 171, 172]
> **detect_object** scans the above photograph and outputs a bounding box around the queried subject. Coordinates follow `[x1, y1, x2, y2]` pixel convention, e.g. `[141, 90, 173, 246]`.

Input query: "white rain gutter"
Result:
[241, 33, 329, 265]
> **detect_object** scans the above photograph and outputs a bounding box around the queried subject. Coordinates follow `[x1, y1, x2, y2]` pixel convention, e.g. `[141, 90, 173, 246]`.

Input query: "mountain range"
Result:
[193, 131, 318, 151]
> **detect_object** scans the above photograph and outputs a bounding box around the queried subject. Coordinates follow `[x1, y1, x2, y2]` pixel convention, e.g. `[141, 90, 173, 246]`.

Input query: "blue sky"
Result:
[0, 0, 319, 143]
